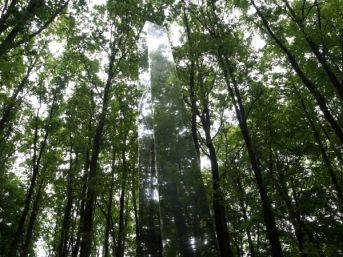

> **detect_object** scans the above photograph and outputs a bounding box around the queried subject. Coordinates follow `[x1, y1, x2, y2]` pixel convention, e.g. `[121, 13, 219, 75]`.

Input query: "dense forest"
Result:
[0, 0, 342, 256]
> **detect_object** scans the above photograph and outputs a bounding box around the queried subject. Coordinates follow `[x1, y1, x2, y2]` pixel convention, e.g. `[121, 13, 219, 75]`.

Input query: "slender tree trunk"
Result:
[298, 95, 343, 206]
[71, 176, 87, 257]
[132, 172, 140, 256]
[0, 0, 18, 36]
[8, 109, 49, 257]
[251, 0, 343, 145]
[256, 224, 260, 257]
[68, 207, 79, 256]
[58, 151, 76, 257]
[182, 3, 201, 161]
[116, 150, 128, 257]
[199, 3, 283, 253]
[121, 187, 131, 257]
[0, 59, 36, 136]
[266, 145, 308, 257]
[218, 54, 283, 257]
[8, 81, 61, 257]
[7, 112, 39, 257]
[79, 108, 106, 256]
[289, 177, 325, 257]
[72, 149, 91, 257]
[103, 150, 115, 257]
[20, 177, 45, 257]
[0, 0, 69, 58]
[234, 172, 256, 257]
[51, 207, 62, 256]
[72, 91, 94, 257]
[79, 48, 118, 257]
[199, 93, 234, 257]
[110, 214, 118, 255]
[103, 204, 111, 257]
[235, 96, 283, 257]
[103, 191, 113, 257]
[0, 0, 38, 57]
[281, 0, 343, 102]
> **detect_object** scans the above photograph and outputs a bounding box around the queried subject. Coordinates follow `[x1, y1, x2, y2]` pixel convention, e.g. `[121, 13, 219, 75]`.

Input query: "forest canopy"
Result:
[0, 0, 342, 257]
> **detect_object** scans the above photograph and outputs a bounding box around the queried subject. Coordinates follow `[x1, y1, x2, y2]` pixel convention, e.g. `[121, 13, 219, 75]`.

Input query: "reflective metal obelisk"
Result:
[138, 21, 219, 257]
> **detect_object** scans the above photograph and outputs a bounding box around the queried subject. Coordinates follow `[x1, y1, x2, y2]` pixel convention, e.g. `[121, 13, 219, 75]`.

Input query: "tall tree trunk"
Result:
[116, 150, 128, 257]
[0, 59, 36, 137]
[251, 0, 343, 145]
[281, 0, 343, 102]
[0, 0, 19, 36]
[218, 54, 284, 257]
[72, 90, 94, 257]
[289, 177, 325, 257]
[0, 0, 69, 58]
[132, 171, 140, 256]
[298, 94, 343, 206]
[52, 206, 64, 256]
[121, 185, 131, 257]
[58, 151, 76, 257]
[8, 107, 50, 257]
[103, 150, 116, 257]
[196, 2, 283, 254]
[79, 47, 118, 257]
[182, 2, 201, 161]
[71, 171, 88, 257]
[8, 82, 62, 257]
[198, 81, 234, 257]
[266, 145, 308, 257]
[20, 177, 45, 257]
[233, 171, 256, 257]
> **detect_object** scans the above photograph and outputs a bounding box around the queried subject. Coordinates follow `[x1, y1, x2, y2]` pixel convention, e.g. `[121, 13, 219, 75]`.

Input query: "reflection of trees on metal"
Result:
[138, 21, 220, 257]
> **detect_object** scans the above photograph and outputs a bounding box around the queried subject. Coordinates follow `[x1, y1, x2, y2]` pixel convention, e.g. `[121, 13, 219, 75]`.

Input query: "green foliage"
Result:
[0, 0, 342, 256]
[0, 172, 25, 255]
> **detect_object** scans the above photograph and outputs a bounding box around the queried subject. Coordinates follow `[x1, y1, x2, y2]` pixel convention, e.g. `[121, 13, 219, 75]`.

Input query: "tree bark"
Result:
[0, 0, 18, 36]
[132, 169, 140, 256]
[58, 151, 76, 257]
[72, 90, 94, 257]
[103, 150, 116, 257]
[198, 72, 234, 257]
[234, 172, 256, 257]
[218, 54, 284, 257]
[20, 177, 45, 257]
[79, 45, 118, 257]
[115, 150, 128, 257]
[196, 4, 284, 253]
[8, 82, 61, 257]
[182, 2, 201, 162]
[8, 106, 50, 257]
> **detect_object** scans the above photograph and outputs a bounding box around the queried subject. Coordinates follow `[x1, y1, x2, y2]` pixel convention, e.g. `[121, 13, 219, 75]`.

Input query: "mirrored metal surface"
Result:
[138, 21, 219, 257]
